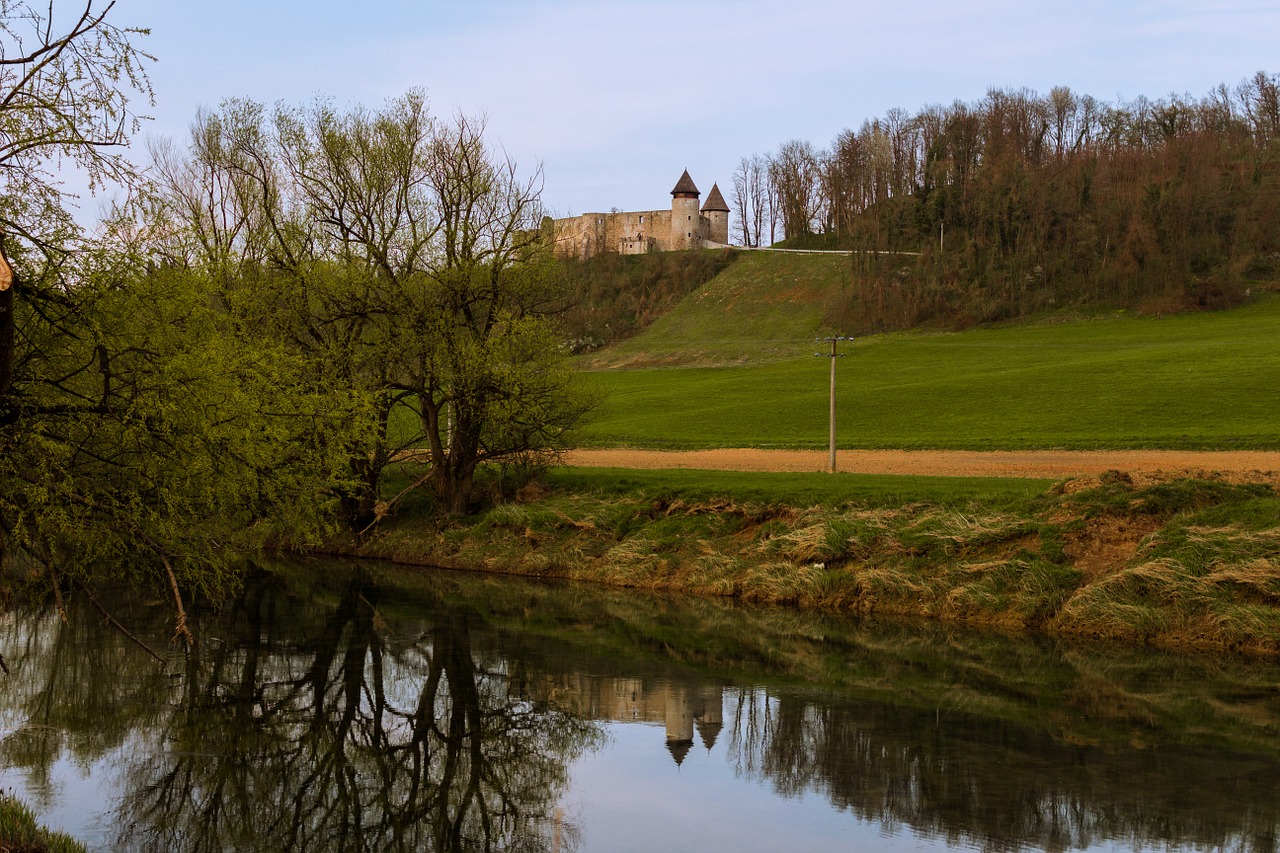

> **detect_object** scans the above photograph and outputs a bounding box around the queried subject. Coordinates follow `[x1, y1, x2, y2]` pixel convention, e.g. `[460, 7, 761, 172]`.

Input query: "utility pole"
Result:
[814, 336, 851, 473]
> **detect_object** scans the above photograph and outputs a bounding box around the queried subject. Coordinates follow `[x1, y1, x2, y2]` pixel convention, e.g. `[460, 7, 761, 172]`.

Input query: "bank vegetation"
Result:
[350, 468, 1280, 658]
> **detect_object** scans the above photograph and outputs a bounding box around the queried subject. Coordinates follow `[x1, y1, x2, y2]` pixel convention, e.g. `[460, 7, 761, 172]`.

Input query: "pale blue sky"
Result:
[101, 0, 1280, 219]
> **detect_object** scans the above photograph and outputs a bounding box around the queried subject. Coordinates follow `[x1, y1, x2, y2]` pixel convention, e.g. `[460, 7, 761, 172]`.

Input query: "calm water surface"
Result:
[1, 559, 1277, 852]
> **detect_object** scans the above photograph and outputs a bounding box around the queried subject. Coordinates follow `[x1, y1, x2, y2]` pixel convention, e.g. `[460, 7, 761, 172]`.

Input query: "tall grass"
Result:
[0, 795, 86, 853]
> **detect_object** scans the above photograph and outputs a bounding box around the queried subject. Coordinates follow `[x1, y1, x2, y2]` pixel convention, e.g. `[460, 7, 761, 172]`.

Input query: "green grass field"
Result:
[543, 467, 1053, 508]
[578, 291, 1280, 450]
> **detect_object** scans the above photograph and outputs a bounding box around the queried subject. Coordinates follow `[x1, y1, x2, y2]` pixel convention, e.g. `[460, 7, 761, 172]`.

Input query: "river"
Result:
[0, 558, 1277, 852]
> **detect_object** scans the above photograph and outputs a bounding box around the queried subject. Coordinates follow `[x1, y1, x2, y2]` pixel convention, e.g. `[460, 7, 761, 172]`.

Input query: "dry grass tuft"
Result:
[915, 512, 1027, 550]
[738, 560, 825, 603]
[768, 523, 834, 563]
[1205, 558, 1280, 602]
[553, 509, 597, 531]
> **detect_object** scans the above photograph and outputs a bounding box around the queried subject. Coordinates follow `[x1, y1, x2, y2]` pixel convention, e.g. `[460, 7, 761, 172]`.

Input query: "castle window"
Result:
[688, 215, 692, 221]
[639, 215, 644, 224]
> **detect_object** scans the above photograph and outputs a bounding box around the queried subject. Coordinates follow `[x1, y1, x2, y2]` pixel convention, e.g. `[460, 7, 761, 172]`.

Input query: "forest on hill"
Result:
[733, 72, 1280, 331]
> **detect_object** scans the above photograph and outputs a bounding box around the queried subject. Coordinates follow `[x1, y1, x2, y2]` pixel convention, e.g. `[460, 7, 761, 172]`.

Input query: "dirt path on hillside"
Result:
[562, 448, 1280, 482]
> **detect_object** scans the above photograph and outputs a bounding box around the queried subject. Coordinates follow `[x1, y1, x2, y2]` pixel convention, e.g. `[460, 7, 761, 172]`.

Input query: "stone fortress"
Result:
[550, 169, 731, 259]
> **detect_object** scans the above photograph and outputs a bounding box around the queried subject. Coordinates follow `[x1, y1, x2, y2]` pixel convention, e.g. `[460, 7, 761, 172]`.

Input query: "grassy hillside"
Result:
[578, 251, 850, 367]
[555, 250, 740, 352]
[577, 290, 1280, 450]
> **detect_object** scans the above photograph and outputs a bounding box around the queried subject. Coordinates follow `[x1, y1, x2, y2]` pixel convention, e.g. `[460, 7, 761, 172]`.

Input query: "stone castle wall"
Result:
[553, 209, 699, 258]
[550, 172, 729, 259]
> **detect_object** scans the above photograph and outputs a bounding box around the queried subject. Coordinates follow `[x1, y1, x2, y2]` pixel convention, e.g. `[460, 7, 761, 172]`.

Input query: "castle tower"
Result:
[670, 169, 701, 250]
[702, 183, 730, 246]
[694, 687, 724, 752]
[664, 683, 695, 766]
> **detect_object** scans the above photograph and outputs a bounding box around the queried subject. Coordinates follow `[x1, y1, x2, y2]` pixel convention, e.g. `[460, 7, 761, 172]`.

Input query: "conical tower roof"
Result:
[701, 182, 729, 212]
[666, 738, 693, 766]
[670, 169, 700, 197]
[696, 718, 724, 751]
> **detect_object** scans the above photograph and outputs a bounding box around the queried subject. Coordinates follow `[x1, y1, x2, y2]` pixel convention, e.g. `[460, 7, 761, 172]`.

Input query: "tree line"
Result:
[734, 74, 1280, 329]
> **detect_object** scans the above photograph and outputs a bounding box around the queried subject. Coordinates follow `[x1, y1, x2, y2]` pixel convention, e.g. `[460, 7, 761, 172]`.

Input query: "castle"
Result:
[551, 170, 731, 259]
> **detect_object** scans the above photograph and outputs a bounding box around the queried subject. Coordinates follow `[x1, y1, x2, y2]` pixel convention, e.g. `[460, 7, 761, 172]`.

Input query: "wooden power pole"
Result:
[814, 336, 851, 473]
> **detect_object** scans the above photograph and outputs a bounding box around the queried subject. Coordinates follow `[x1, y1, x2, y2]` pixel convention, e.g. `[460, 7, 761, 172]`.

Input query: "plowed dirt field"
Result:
[562, 448, 1280, 483]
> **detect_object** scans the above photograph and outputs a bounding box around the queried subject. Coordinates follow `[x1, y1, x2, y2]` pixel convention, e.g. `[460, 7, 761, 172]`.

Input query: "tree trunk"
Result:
[340, 456, 381, 532]
[0, 241, 14, 402]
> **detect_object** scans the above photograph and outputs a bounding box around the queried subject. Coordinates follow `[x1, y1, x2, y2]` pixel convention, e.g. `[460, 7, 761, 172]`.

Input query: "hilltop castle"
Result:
[550, 170, 731, 259]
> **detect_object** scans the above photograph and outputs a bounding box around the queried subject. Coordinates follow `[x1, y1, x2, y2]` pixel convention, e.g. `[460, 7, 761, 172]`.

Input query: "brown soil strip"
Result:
[562, 448, 1280, 481]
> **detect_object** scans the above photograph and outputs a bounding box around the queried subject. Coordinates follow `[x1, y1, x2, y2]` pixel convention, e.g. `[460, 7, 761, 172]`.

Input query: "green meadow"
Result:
[542, 467, 1052, 508]
[578, 284, 1280, 450]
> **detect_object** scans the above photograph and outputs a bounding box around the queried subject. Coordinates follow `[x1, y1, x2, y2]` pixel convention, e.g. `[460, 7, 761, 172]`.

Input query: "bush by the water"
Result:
[0, 794, 85, 853]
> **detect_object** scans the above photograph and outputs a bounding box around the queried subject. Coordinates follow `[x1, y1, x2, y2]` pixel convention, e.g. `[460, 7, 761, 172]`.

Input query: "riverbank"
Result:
[348, 467, 1280, 657]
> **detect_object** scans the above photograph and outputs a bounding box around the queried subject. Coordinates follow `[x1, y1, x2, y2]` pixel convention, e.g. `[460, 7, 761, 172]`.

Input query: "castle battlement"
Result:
[551, 170, 730, 259]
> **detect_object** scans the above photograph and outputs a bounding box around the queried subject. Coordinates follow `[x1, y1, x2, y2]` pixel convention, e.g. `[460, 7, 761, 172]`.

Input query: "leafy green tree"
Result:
[1, 0, 152, 431]
[148, 93, 591, 523]
[2, 244, 352, 617]
[413, 113, 590, 512]
[0, 4, 351, 629]
[0, 1, 157, 580]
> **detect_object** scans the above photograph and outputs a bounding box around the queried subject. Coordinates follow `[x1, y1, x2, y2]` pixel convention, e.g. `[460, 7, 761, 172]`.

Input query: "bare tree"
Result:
[824, 128, 868, 238]
[769, 139, 822, 240]
[731, 154, 767, 247]
[1237, 70, 1280, 146]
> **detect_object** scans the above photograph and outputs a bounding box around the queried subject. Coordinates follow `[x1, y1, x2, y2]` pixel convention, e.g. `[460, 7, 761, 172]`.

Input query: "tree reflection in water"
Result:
[0, 562, 1278, 853]
[721, 686, 1280, 850]
[101, 569, 601, 852]
[722, 684, 1279, 853]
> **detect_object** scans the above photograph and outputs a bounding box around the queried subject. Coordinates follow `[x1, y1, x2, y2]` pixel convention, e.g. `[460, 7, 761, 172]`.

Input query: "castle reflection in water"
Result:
[531, 674, 724, 765]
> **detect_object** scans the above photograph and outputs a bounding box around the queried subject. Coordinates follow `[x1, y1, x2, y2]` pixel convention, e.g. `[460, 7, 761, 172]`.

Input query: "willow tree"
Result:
[0, 0, 152, 423]
[0, 1, 161, 578]
[149, 93, 590, 524]
[0, 5, 351, 634]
